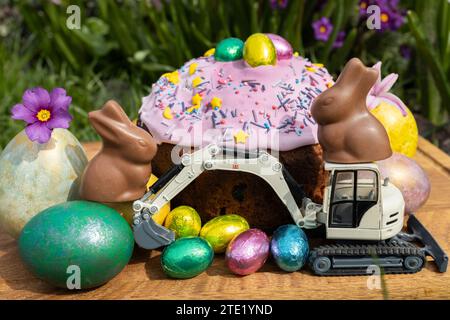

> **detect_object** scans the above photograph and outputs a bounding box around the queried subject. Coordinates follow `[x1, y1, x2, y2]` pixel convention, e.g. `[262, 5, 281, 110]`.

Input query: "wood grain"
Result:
[0, 137, 449, 300]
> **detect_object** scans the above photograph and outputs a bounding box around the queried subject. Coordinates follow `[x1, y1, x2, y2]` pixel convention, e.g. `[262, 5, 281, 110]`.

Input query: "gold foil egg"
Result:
[243, 33, 277, 68]
[200, 214, 250, 253]
[164, 206, 202, 238]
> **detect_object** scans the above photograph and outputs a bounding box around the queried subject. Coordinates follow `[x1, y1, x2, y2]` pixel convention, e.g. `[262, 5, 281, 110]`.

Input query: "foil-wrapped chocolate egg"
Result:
[243, 33, 277, 67]
[377, 152, 431, 214]
[164, 205, 202, 238]
[161, 237, 214, 279]
[266, 34, 293, 60]
[271, 224, 309, 272]
[200, 214, 249, 253]
[214, 37, 244, 62]
[225, 229, 270, 276]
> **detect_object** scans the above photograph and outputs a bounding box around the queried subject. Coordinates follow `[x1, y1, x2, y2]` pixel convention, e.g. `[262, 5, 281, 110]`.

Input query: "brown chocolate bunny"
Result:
[79, 100, 157, 202]
[311, 58, 392, 163]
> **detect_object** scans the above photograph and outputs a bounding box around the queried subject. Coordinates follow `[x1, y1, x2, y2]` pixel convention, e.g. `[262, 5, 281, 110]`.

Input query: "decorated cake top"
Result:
[139, 33, 334, 151]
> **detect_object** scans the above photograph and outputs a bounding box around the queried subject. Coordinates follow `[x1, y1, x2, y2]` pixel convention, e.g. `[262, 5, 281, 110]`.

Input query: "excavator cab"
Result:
[323, 162, 404, 241]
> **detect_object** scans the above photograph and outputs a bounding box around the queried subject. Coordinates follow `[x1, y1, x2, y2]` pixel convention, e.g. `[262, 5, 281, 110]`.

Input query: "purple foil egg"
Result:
[225, 229, 270, 276]
[265, 34, 293, 60]
[377, 152, 431, 214]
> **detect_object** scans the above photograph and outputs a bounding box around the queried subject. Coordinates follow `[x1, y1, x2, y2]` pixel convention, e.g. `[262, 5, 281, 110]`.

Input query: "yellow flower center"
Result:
[37, 109, 51, 122]
[381, 13, 389, 23]
[319, 26, 327, 33]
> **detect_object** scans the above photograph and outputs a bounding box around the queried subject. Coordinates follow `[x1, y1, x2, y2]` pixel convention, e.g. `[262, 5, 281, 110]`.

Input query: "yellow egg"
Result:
[370, 101, 418, 157]
[243, 33, 277, 67]
[200, 214, 250, 253]
[106, 174, 170, 226]
[164, 206, 202, 239]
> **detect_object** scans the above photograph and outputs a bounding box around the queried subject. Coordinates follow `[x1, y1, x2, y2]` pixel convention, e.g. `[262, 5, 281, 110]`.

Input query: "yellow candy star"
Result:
[162, 106, 173, 119]
[186, 104, 200, 113]
[293, 52, 299, 57]
[210, 96, 222, 110]
[192, 93, 203, 105]
[306, 66, 316, 72]
[192, 76, 203, 88]
[189, 63, 198, 75]
[204, 48, 215, 57]
[162, 70, 179, 84]
[234, 130, 249, 144]
[313, 63, 324, 68]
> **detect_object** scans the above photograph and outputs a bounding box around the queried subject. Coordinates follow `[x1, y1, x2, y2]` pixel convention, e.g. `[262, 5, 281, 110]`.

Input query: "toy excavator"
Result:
[132, 144, 447, 275]
[132, 58, 448, 276]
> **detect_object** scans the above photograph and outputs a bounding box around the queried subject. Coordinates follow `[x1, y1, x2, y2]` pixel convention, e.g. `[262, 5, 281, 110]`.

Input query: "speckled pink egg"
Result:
[377, 153, 431, 214]
[225, 229, 270, 276]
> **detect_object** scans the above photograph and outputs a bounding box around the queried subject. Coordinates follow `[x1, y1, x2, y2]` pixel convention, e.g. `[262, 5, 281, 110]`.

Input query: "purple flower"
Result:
[312, 17, 333, 42]
[333, 31, 346, 49]
[358, 0, 371, 16]
[269, 0, 289, 10]
[11, 87, 73, 144]
[359, 0, 405, 32]
[400, 44, 412, 60]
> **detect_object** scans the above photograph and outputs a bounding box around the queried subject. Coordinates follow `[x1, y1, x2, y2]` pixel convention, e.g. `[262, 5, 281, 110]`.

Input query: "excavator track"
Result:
[309, 242, 426, 276]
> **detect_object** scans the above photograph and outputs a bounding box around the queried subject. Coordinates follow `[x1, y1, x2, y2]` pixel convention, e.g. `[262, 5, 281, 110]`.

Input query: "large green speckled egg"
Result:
[164, 205, 202, 239]
[161, 237, 213, 279]
[200, 214, 249, 253]
[19, 201, 134, 289]
[0, 128, 88, 238]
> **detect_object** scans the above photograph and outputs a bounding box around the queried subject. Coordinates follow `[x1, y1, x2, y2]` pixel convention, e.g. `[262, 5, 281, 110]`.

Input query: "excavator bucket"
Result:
[407, 215, 448, 273]
[134, 217, 175, 250]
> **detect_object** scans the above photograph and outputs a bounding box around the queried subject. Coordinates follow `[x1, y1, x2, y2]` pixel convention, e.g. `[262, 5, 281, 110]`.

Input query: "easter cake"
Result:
[138, 34, 334, 231]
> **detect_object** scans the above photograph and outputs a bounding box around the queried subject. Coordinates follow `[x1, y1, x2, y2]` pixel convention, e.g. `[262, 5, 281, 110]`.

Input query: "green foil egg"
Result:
[243, 33, 277, 67]
[164, 205, 202, 238]
[161, 237, 214, 279]
[214, 37, 244, 61]
[200, 214, 250, 253]
[18, 201, 134, 289]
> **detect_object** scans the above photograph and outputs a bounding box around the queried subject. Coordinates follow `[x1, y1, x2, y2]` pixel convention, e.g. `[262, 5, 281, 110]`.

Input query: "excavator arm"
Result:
[132, 144, 324, 249]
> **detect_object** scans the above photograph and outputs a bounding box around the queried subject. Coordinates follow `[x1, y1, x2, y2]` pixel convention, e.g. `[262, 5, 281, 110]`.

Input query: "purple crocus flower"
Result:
[11, 87, 73, 144]
[270, 0, 289, 10]
[312, 17, 333, 42]
[333, 31, 346, 49]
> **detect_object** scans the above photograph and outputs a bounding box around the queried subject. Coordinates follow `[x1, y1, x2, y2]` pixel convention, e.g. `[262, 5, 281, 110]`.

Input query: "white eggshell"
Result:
[0, 128, 88, 238]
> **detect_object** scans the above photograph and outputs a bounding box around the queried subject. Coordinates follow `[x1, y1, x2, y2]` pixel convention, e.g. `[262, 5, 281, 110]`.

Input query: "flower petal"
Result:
[372, 62, 382, 85]
[25, 121, 52, 144]
[46, 109, 73, 129]
[11, 104, 37, 124]
[379, 92, 408, 116]
[22, 87, 51, 112]
[49, 88, 72, 111]
[366, 95, 380, 110]
[377, 73, 398, 94]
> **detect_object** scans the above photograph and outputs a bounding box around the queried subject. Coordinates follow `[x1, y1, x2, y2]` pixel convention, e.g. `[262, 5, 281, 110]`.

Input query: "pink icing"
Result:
[139, 55, 334, 151]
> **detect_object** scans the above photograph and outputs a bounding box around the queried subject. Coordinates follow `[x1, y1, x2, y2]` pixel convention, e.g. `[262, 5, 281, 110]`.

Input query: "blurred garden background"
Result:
[0, 0, 449, 152]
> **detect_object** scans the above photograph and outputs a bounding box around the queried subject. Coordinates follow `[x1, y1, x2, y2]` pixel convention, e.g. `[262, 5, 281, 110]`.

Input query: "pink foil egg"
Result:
[266, 33, 293, 60]
[225, 229, 270, 276]
[377, 152, 431, 214]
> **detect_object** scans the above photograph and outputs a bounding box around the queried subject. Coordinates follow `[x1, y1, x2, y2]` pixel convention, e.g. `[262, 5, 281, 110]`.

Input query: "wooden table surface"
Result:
[0, 137, 449, 300]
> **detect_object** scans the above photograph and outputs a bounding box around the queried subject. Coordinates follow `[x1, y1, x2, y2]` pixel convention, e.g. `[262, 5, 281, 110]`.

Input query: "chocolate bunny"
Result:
[311, 58, 392, 163]
[79, 100, 157, 202]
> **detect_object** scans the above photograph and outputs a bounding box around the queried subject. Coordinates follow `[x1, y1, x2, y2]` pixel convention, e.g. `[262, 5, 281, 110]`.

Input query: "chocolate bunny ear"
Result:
[335, 58, 379, 102]
[89, 100, 131, 145]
